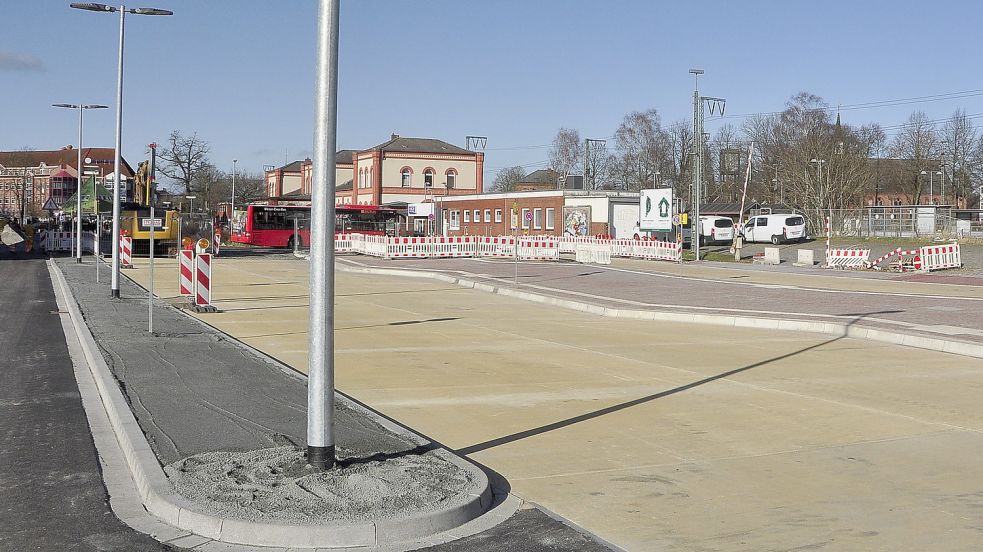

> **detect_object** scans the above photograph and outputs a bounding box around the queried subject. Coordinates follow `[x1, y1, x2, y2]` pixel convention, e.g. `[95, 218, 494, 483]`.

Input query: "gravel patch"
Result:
[166, 446, 477, 524]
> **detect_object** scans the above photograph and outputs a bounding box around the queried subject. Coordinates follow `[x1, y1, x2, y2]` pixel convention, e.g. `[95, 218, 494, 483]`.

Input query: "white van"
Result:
[698, 216, 734, 244]
[741, 214, 807, 244]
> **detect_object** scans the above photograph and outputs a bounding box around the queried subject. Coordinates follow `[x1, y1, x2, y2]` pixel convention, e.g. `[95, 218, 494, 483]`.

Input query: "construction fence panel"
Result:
[921, 243, 961, 271]
[475, 236, 515, 258]
[825, 248, 870, 269]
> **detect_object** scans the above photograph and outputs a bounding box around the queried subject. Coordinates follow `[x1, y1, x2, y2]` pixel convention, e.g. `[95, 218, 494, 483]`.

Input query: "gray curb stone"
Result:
[337, 262, 983, 361]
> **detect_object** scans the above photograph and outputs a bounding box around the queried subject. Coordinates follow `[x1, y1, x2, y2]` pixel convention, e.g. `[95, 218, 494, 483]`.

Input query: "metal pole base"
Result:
[307, 445, 335, 470]
[76, 258, 82, 264]
[111, 289, 120, 299]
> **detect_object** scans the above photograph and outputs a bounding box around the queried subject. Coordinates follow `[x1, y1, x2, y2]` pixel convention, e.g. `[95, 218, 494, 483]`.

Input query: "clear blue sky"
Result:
[2, 0, 981, 184]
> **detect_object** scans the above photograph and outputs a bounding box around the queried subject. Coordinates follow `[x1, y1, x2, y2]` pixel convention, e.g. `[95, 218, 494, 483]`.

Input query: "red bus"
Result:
[231, 204, 402, 248]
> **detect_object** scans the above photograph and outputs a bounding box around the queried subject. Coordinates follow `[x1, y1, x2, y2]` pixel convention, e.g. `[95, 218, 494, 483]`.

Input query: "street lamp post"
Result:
[71, 2, 172, 298]
[309, 0, 341, 471]
[230, 159, 237, 235]
[689, 68, 725, 261]
[186, 195, 196, 214]
[52, 103, 108, 263]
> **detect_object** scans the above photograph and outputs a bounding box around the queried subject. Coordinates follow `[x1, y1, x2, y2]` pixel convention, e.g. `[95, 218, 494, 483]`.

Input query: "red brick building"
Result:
[435, 190, 642, 238]
[0, 146, 134, 219]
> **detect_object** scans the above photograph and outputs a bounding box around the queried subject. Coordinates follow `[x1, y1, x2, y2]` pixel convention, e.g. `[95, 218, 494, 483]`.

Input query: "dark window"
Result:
[785, 216, 804, 226]
[713, 218, 733, 228]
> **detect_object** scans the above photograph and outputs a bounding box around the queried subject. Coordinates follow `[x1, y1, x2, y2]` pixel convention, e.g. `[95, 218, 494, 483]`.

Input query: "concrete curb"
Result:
[48, 259, 497, 550]
[337, 262, 983, 361]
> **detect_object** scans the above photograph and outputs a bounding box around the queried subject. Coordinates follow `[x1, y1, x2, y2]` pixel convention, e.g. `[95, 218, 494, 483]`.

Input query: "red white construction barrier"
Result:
[42, 231, 75, 252]
[430, 236, 474, 258]
[335, 233, 354, 253]
[921, 243, 961, 271]
[517, 239, 559, 260]
[194, 253, 214, 309]
[179, 249, 194, 296]
[120, 236, 133, 268]
[474, 236, 515, 258]
[825, 248, 870, 269]
[869, 247, 902, 267]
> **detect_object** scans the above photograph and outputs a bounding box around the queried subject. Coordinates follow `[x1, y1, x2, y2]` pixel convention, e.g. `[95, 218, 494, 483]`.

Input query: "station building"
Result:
[433, 190, 642, 238]
[265, 135, 484, 208]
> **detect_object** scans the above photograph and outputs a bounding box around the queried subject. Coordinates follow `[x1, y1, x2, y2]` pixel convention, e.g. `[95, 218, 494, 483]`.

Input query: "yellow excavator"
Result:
[118, 159, 181, 255]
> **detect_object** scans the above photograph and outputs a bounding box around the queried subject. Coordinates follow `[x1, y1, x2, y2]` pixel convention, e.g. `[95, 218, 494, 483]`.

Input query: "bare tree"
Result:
[940, 109, 981, 205]
[491, 166, 526, 192]
[547, 128, 582, 182]
[888, 111, 940, 204]
[744, 92, 876, 231]
[156, 130, 211, 196]
[612, 110, 673, 192]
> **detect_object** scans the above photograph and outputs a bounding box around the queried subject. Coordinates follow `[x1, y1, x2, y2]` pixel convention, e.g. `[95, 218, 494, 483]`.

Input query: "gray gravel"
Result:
[165, 446, 478, 524]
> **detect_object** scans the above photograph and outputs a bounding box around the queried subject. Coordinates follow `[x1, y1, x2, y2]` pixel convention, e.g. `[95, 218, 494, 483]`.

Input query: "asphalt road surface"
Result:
[0, 258, 176, 551]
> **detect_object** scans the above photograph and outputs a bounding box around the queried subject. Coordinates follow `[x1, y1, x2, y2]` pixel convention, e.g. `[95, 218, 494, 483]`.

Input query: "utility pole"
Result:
[689, 68, 725, 262]
[583, 138, 606, 190]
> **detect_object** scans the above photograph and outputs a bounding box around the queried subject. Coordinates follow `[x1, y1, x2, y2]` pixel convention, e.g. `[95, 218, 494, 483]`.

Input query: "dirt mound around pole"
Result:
[165, 446, 480, 525]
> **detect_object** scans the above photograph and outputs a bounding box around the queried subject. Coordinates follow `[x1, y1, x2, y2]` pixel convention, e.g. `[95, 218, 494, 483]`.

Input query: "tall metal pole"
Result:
[148, 142, 156, 334]
[231, 158, 237, 233]
[308, 0, 340, 471]
[110, 5, 126, 298]
[77, 105, 84, 262]
[691, 74, 702, 261]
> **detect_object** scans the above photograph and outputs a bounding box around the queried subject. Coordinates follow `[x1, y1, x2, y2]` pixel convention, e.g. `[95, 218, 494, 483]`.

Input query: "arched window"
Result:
[445, 168, 457, 189]
[423, 168, 435, 187]
[401, 167, 412, 187]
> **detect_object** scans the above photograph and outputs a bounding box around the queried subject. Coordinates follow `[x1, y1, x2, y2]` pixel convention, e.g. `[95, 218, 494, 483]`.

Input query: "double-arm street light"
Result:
[52, 102, 108, 263]
[70, 2, 172, 298]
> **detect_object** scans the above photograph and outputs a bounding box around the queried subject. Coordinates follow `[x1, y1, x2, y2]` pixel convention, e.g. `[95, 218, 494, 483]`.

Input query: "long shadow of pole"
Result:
[456, 310, 896, 457]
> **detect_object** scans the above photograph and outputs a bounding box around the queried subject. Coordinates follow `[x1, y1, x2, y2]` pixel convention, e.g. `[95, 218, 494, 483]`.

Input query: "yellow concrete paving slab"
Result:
[122, 257, 983, 551]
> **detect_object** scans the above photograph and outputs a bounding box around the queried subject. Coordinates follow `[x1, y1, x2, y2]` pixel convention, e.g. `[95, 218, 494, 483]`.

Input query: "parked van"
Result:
[698, 216, 734, 244]
[741, 214, 807, 244]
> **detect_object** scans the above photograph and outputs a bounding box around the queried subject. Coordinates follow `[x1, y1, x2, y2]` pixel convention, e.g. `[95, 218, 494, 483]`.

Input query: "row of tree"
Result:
[492, 93, 983, 223]
[156, 130, 265, 211]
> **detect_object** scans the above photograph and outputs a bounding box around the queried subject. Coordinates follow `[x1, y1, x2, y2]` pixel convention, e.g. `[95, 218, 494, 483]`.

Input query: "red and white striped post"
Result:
[120, 236, 133, 268]
[193, 252, 216, 312]
[178, 249, 194, 296]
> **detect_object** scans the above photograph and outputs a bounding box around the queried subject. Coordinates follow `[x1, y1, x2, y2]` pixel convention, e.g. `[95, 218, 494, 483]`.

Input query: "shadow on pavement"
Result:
[455, 310, 887, 457]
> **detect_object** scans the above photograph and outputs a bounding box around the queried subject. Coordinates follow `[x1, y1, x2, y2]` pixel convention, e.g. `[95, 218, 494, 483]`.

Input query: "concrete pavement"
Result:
[122, 254, 983, 551]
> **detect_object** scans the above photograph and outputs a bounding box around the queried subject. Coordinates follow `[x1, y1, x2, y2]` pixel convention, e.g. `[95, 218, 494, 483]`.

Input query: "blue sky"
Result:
[2, 0, 981, 183]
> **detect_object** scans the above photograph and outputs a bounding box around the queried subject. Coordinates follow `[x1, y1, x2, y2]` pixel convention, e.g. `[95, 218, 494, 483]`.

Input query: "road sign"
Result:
[41, 197, 58, 211]
[525, 211, 533, 221]
[672, 214, 680, 226]
[640, 188, 672, 231]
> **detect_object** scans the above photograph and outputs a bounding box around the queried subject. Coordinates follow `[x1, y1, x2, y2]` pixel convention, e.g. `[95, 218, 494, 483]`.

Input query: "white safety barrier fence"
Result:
[474, 236, 515, 258]
[921, 243, 961, 271]
[42, 231, 75, 252]
[575, 244, 612, 265]
[332, 233, 681, 264]
[825, 248, 870, 269]
[517, 239, 560, 260]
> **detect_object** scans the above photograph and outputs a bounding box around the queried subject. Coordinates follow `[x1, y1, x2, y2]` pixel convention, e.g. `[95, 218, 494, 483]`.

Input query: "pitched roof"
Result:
[520, 169, 559, 185]
[336, 150, 355, 165]
[0, 147, 135, 176]
[370, 135, 473, 156]
[279, 160, 306, 172]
